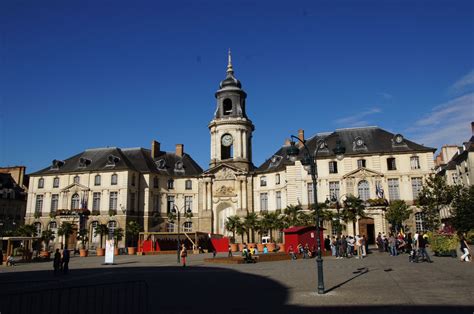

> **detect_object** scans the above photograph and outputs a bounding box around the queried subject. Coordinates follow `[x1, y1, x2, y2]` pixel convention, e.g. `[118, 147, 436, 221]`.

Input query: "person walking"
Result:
[417, 233, 432, 263]
[62, 247, 70, 274]
[460, 235, 471, 262]
[388, 234, 397, 256]
[324, 235, 331, 254]
[180, 244, 188, 267]
[228, 245, 232, 258]
[53, 249, 61, 275]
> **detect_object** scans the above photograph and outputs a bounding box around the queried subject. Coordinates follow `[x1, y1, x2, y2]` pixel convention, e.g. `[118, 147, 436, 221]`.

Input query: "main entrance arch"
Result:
[215, 202, 235, 235]
[358, 217, 375, 244]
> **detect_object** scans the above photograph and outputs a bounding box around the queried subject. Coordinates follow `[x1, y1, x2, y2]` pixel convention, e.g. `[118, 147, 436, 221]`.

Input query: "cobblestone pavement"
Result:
[1, 249, 473, 313]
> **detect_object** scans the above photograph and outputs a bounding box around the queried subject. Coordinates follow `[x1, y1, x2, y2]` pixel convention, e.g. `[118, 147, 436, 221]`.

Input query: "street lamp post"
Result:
[287, 136, 345, 295]
[171, 204, 192, 264]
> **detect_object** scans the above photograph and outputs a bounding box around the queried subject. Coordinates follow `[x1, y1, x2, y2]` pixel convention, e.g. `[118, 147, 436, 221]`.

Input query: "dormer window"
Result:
[38, 178, 44, 189]
[106, 155, 120, 166]
[393, 134, 405, 146]
[156, 159, 166, 170]
[78, 157, 91, 168]
[73, 175, 80, 184]
[223, 98, 232, 116]
[50, 159, 65, 170]
[269, 155, 283, 168]
[175, 161, 184, 171]
[353, 137, 367, 151]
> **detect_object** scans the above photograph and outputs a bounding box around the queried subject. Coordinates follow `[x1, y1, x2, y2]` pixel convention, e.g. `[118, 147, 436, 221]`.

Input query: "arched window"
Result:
[185, 179, 192, 190]
[73, 175, 80, 184]
[34, 222, 42, 237]
[71, 193, 80, 209]
[223, 98, 232, 115]
[111, 174, 118, 185]
[183, 222, 192, 232]
[358, 180, 370, 201]
[94, 174, 101, 186]
[38, 178, 44, 189]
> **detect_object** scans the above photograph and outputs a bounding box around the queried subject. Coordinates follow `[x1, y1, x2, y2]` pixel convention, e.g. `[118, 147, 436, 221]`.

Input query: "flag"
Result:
[376, 182, 384, 199]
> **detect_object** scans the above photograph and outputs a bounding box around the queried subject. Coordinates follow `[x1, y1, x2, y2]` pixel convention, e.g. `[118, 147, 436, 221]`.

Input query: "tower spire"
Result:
[226, 48, 233, 74]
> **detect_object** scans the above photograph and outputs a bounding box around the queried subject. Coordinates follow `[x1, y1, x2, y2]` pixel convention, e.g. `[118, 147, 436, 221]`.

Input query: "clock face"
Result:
[221, 134, 233, 147]
[356, 138, 364, 147]
[395, 134, 404, 144]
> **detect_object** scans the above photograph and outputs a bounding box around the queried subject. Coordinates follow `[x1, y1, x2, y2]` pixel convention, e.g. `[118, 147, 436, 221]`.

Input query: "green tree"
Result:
[450, 185, 474, 233]
[126, 221, 142, 247]
[417, 175, 453, 231]
[57, 222, 74, 248]
[225, 215, 241, 242]
[260, 211, 280, 241]
[341, 196, 366, 236]
[235, 218, 246, 243]
[113, 228, 124, 248]
[94, 224, 109, 249]
[17, 224, 37, 237]
[76, 229, 89, 249]
[386, 200, 411, 233]
[41, 229, 55, 251]
[283, 204, 303, 227]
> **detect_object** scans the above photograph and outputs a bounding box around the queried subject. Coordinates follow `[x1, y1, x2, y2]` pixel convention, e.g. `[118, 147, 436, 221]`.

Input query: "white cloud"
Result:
[449, 69, 474, 95]
[406, 92, 474, 148]
[336, 107, 381, 127]
[377, 92, 393, 101]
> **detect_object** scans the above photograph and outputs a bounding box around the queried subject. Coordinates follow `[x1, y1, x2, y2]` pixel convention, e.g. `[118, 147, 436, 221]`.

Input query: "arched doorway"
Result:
[358, 217, 375, 244]
[215, 202, 234, 235]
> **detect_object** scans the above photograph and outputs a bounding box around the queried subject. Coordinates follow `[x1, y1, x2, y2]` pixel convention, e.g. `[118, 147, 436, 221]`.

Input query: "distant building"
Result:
[0, 166, 28, 234]
[25, 53, 439, 248]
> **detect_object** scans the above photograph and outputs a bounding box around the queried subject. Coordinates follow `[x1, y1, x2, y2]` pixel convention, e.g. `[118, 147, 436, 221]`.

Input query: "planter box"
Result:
[230, 244, 238, 252]
[128, 247, 136, 255]
[40, 251, 50, 259]
[79, 249, 88, 257]
[96, 248, 105, 256]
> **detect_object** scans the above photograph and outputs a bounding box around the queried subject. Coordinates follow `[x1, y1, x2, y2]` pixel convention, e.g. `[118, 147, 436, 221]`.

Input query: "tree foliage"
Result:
[386, 200, 411, 232]
[450, 185, 474, 233]
[417, 175, 453, 231]
[341, 195, 366, 236]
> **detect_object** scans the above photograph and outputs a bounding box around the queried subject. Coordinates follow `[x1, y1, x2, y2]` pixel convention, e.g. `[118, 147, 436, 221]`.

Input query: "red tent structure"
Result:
[283, 226, 325, 253]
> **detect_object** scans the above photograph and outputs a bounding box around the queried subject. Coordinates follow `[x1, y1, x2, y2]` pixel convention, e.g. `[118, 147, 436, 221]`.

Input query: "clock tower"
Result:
[209, 51, 255, 171]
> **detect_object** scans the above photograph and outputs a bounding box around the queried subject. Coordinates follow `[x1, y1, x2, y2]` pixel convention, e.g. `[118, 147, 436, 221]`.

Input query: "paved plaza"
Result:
[0, 249, 473, 313]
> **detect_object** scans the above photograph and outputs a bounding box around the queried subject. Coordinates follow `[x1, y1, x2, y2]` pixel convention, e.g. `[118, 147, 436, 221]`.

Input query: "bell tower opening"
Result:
[221, 144, 233, 159]
[223, 98, 232, 116]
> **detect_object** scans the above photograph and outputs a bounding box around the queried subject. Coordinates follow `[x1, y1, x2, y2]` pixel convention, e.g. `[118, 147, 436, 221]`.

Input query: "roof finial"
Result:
[226, 48, 233, 74]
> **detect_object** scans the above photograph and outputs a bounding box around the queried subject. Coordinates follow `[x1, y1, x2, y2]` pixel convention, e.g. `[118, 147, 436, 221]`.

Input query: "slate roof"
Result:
[0, 173, 27, 200]
[31, 147, 203, 177]
[257, 126, 436, 173]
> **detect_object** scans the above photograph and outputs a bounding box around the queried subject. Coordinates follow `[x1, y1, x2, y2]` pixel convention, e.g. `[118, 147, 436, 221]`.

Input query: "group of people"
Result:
[287, 243, 315, 260]
[53, 247, 70, 274]
[375, 231, 432, 263]
[326, 234, 368, 259]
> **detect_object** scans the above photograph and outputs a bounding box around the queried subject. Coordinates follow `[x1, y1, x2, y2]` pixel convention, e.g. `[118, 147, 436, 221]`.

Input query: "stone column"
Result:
[242, 176, 248, 212]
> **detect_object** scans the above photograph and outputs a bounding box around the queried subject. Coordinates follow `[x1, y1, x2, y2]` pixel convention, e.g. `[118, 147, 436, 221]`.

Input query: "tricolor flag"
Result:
[376, 182, 384, 199]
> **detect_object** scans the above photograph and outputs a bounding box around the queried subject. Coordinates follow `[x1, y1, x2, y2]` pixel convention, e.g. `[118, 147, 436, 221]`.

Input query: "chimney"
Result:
[298, 129, 305, 146]
[471, 121, 474, 135]
[284, 138, 291, 146]
[151, 140, 161, 159]
[176, 144, 184, 157]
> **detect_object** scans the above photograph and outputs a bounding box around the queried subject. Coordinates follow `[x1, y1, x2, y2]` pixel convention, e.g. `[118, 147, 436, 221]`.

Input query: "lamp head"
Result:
[333, 140, 346, 161]
[286, 141, 300, 162]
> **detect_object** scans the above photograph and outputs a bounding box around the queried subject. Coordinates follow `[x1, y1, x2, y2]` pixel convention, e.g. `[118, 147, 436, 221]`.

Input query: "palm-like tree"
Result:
[244, 212, 258, 243]
[41, 229, 55, 251]
[235, 219, 246, 243]
[58, 222, 74, 249]
[113, 228, 124, 248]
[260, 211, 280, 241]
[94, 224, 109, 249]
[341, 196, 366, 236]
[283, 204, 303, 227]
[225, 215, 241, 242]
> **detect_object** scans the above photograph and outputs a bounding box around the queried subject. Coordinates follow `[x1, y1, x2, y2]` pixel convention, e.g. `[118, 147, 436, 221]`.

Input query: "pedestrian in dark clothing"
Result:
[324, 236, 331, 253]
[418, 233, 432, 263]
[62, 248, 70, 274]
[53, 249, 61, 275]
[228, 245, 232, 257]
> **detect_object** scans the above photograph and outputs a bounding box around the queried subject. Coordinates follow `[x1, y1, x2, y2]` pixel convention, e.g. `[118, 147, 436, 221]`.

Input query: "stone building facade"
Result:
[25, 53, 438, 248]
[0, 166, 28, 234]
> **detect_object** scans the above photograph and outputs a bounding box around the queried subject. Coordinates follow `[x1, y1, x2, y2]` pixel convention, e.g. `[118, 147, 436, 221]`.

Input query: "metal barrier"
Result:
[0, 280, 148, 314]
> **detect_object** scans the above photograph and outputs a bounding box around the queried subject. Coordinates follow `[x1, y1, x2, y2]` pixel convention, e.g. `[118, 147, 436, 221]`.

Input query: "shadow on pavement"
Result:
[0, 266, 472, 314]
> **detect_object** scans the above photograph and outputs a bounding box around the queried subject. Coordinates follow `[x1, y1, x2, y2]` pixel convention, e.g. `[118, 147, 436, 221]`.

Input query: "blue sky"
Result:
[1, 0, 473, 173]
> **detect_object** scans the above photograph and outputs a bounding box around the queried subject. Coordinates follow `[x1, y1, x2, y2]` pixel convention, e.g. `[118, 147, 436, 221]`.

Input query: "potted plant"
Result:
[77, 229, 89, 257]
[94, 224, 109, 256]
[126, 221, 141, 255]
[40, 229, 55, 259]
[429, 231, 459, 257]
[113, 228, 124, 255]
[57, 222, 74, 250]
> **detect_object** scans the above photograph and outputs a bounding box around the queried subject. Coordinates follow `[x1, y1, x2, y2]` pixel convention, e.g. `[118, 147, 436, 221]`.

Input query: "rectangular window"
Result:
[35, 195, 43, 214]
[346, 179, 354, 196]
[357, 159, 366, 168]
[307, 183, 314, 206]
[185, 180, 192, 190]
[53, 177, 59, 188]
[111, 174, 118, 185]
[415, 212, 425, 232]
[50, 194, 58, 213]
[275, 174, 280, 185]
[93, 192, 101, 211]
[153, 177, 159, 189]
[387, 158, 397, 171]
[329, 161, 338, 174]
[260, 176, 267, 187]
[167, 179, 174, 189]
[38, 178, 44, 189]
[109, 192, 118, 211]
[167, 195, 175, 213]
[411, 177, 423, 200]
[260, 193, 268, 211]
[153, 194, 160, 212]
[130, 192, 136, 212]
[388, 178, 400, 200]
[94, 175, 101, 186]
[329, 181, 340, 200]
[276, 191, 282, 210]
[410, 156, 420, 170]
[185, 196, 193, 211]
